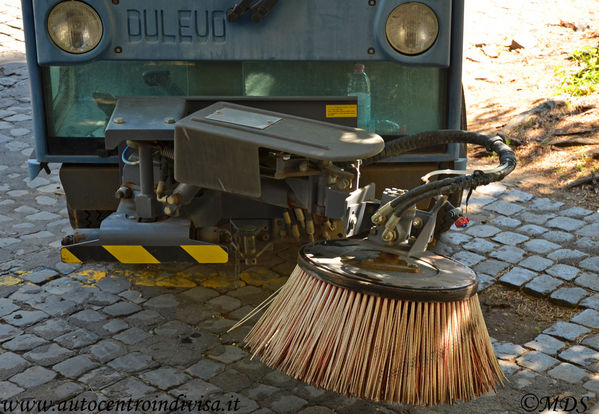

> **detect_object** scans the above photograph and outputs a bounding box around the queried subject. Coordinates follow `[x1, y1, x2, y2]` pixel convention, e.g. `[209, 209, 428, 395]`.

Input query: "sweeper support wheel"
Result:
[245, 239, 504, 406]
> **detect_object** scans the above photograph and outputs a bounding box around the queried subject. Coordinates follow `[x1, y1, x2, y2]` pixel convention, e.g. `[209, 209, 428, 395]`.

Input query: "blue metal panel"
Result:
[33, 0, 451, 66]
[21, 0, 48, 165]
[447, 0, 465, 168]
[22, 0, 463, 164]
[387, 0, 463, 165]
[22, 0, 119, 164]
[27, 158, 43, 180]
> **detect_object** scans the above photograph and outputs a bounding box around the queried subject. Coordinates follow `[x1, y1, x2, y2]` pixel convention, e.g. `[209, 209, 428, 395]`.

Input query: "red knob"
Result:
[455, 217, 470, 228]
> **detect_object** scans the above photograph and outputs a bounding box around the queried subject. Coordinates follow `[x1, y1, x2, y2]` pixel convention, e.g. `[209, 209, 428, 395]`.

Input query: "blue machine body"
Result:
[22, 0, 465, 173]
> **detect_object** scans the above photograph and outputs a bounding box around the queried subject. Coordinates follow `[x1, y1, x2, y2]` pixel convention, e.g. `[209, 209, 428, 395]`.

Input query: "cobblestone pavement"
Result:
[1, 2, 599, 414]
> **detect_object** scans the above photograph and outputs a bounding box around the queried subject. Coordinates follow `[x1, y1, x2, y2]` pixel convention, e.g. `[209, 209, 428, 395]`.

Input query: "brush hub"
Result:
[298, 239, 478, 302]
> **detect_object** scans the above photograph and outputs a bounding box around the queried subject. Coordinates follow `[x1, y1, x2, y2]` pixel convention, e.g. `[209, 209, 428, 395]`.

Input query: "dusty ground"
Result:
[479, 285, 578, 344]
[463, 0, 599, 348]
[464, 0, 599, 211]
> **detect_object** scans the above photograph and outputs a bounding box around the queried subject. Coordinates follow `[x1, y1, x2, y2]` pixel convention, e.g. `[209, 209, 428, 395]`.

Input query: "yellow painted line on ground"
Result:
[134, 275, 198, 288]
[0, 276, 21, 286]
[112, 268, 202, 288]
[181, 245, 228, 263]
[61, 248, 82, 263]
[201, 276, 245, 290]
[76, 270, 107, 284]
[103, 245, 160, 264]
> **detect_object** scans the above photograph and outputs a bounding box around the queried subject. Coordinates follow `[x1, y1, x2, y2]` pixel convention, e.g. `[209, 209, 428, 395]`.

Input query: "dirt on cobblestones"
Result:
[464, 1, 599, 367]
[479, 284, 578, 344]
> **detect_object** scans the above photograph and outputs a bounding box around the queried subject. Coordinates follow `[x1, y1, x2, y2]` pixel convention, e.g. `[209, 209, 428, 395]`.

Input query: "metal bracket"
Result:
[344, 183, 377, 237]
[408, 197, 445, 257]
[230, 219, 272, 265]
[28, 149, 50, 180]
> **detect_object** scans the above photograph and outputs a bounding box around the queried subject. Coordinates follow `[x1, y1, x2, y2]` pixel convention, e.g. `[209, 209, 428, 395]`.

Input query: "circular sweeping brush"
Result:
[243, 239, 504, 406]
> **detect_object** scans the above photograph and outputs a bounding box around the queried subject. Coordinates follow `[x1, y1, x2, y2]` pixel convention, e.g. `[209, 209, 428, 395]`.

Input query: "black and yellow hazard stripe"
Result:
[61, 245, 228, 264]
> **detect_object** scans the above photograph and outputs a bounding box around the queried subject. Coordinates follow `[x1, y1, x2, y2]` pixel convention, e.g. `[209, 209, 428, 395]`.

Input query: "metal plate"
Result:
[298, 239, 478, 302]
[205, 107, 281, 129]
[104, 97, 187, 149]
[176, 101, 384, 161]
[30, 0, 451, 67]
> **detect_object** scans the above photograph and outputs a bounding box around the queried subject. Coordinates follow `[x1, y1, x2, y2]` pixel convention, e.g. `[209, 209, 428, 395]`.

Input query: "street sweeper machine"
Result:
[23, 0, 517, 406]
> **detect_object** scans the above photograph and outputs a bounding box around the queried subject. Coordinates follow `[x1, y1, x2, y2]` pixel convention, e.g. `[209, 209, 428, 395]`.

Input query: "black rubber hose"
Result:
[367, 130, 515, 206]
[368, 130, 516, 221]
[365, 130, 516, 167]
[385, 175, 459, 210]
[390, 170, 501, 220]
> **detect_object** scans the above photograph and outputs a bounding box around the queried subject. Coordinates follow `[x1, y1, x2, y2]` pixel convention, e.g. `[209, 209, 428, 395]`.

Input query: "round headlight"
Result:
[385, 2, 439, 55]
[47, 1, 103, 54]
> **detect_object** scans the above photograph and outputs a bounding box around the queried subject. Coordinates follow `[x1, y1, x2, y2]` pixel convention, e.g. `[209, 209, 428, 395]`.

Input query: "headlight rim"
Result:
[47, 0, 104, 55]
[385, 1, 439, 56]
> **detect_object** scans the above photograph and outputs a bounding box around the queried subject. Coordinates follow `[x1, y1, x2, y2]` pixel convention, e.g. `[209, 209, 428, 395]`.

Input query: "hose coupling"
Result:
[371, 202, 394, 225]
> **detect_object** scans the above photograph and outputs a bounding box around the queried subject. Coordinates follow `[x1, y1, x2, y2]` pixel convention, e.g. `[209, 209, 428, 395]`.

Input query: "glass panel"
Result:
[43, 61, 195, 138]
[43, 61, 446, 138]
[242, 61, 446, 135]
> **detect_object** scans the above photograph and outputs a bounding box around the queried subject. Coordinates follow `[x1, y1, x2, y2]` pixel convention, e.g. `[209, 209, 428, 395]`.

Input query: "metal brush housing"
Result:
[298, 239, 478, 302]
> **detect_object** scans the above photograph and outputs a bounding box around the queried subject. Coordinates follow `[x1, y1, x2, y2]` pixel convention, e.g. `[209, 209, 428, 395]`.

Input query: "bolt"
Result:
[368, 47, 375, 55]
[114, 46, 122, 53]
[382, 230, 396, 242]
[113, 117, 125, 124]
[371, 213, 385, 225]
[368, 0, 376, 5]
[164, 117, 176, 124]
[166, 194, 180, 205]
[412, 217, 423, 228]
[115, 186, 132, 199]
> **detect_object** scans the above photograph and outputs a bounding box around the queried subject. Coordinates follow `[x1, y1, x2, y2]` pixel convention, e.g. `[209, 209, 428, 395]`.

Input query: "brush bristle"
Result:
[245, 265, 504, 406]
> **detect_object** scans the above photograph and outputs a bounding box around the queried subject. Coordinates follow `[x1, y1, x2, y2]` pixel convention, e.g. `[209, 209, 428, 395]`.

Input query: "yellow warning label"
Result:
[103, 245, 160, 264]
[61, 248, 82, 263]
[326, 104, 358, 118]
[181, 245, 229, 263]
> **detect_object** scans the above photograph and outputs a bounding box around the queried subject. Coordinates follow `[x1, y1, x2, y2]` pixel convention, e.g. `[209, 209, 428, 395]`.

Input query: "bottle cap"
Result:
[353, 63, 365, 73]
[455, 216, 470, 228]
